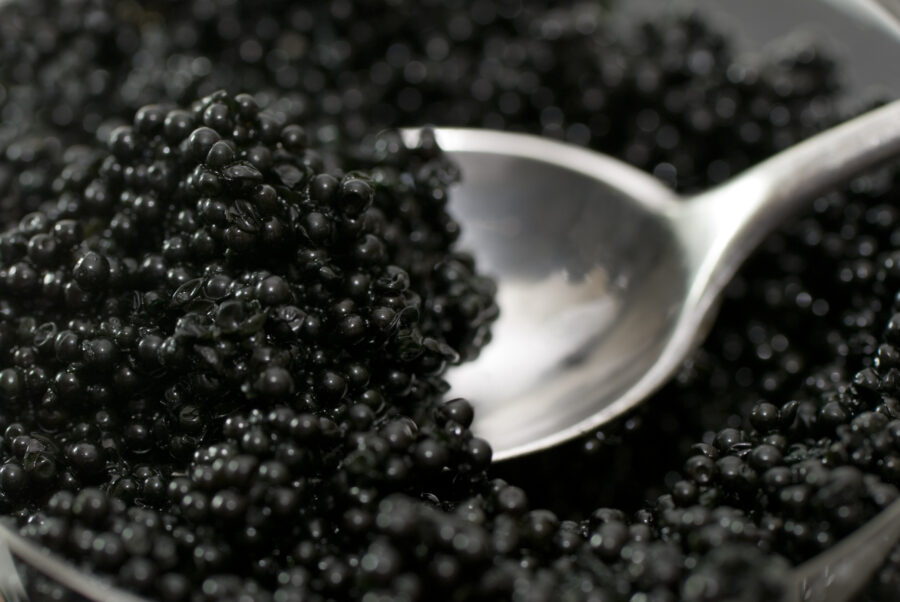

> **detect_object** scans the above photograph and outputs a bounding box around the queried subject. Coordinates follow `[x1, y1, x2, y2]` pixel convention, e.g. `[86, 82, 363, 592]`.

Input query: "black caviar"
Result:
[1, 87, 499, 600]
[1, 1, 900, 602]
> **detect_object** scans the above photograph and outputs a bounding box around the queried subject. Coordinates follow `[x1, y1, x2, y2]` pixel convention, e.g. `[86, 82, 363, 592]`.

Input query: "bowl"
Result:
[0, 1, 899, 601]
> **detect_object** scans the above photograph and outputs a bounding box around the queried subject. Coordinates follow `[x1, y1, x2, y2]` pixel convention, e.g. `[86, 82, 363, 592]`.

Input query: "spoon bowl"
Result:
[404, 99, 900, 461]
[420, 130, 688, 460]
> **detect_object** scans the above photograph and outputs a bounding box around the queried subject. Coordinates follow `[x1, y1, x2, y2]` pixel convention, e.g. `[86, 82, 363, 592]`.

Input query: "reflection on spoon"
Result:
[405, 100, 900, 460]
[447, 269, 619, 403]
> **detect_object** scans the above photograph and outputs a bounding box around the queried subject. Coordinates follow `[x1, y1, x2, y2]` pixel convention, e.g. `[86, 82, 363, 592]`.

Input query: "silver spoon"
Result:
[404, 99, 900, 462]
[400, 99, 900, 602]
[404, 101, 900, 602]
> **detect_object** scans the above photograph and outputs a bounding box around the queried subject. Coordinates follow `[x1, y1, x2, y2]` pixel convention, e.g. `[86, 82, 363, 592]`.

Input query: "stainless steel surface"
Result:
[419, 99, 900, 462]
[403, 100, 900, 601]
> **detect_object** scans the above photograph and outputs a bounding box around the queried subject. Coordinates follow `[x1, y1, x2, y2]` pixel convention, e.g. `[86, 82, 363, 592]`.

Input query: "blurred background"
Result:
[633, 0, 900, 107]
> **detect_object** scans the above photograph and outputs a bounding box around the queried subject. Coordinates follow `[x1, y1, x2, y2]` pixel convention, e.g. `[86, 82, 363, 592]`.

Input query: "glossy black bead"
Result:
[187, 127, 221, 162]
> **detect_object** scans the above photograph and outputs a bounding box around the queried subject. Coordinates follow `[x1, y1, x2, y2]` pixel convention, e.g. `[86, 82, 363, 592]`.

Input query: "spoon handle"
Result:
[679, 99, 900, 313]
[785, 496, 900, 602]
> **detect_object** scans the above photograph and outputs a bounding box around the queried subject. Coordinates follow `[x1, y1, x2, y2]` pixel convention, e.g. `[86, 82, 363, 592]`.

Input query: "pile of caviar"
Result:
[2, 1, 900, 601]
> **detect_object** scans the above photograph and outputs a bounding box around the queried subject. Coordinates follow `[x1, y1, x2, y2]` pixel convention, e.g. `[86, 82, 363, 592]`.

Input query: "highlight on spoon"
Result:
[412, 98, 900, 461]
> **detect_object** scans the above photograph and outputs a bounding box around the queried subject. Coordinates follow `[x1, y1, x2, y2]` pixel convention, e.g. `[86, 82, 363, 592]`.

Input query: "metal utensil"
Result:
[399, 100, 900, 602]
[404, 99, 900, 462]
